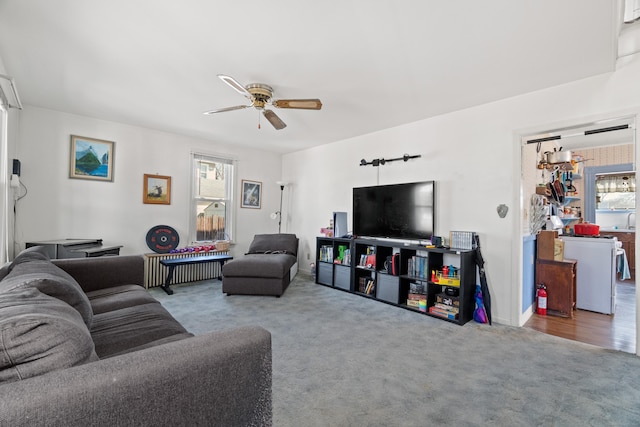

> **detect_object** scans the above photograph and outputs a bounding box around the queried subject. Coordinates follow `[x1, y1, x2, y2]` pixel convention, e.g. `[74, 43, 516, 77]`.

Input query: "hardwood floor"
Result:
[524, 281, 636, 353]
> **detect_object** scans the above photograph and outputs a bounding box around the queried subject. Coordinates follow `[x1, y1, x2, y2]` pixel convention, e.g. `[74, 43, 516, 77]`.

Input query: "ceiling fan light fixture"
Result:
[207, 74, 320, 130]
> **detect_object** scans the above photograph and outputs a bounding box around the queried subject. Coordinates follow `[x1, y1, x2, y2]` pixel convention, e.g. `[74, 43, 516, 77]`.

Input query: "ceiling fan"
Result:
[203, 74, 322, 130]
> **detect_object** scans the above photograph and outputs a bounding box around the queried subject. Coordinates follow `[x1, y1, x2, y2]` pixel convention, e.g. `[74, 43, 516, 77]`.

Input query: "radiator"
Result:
[144, 251, 230, 288]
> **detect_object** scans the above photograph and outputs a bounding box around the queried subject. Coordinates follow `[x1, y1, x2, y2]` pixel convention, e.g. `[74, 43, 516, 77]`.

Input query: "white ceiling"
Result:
[0, 1, 621, 154]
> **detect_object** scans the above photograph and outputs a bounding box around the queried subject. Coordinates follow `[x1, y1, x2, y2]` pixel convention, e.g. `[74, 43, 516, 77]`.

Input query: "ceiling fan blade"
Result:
[263, 109, 287, 130]
[203, 104, 251, 114]
[217, 74, 253, 100]
[273, 99, 322, 110]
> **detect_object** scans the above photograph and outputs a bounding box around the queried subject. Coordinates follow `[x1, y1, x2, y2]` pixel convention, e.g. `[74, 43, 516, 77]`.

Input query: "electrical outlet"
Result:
[306, 253, 310, 260]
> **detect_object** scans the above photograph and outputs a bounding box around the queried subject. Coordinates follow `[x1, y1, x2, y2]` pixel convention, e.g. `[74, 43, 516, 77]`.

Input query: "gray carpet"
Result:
[149, 274, 640, 426]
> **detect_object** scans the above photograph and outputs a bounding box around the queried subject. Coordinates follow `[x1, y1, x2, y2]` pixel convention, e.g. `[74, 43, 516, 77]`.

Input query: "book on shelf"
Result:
[358, 277, 375, 295]
[359, 254, 376, 268]
[436, 292, 460, 307]
[409, 282, 425, 294]
[407, 292, 427, 302]
[365, 279, 375, 295]
[408, 255, 428, 279]
[335, 247, 351, 265]
[433, 303, 459, 314]
[428, 306, 459, 320]
[358, 277, 368, 293]
[319, 245, 333, 262]
[407, 299, 420, 308]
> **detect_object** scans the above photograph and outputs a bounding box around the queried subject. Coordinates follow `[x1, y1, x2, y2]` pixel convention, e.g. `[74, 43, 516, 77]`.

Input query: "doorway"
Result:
[520, 116, 637, 353]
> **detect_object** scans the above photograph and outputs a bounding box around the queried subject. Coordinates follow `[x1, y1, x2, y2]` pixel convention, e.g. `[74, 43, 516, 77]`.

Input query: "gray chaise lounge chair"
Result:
[222, 233, 299, 297]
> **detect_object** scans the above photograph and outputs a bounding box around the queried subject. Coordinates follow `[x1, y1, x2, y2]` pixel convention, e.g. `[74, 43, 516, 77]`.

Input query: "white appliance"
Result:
[546, 215, 564, 234]
[562, 236, 617, 314]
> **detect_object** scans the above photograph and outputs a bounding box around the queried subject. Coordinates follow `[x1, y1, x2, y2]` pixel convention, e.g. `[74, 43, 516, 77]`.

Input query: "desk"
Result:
[159, 254, 233, 295]
[26, 239, 122, 258]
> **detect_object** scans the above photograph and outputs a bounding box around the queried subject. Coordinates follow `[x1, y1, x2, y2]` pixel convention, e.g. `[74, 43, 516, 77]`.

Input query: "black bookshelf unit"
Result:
[316, 237, 354, 291]
[315, 237, 477, 325]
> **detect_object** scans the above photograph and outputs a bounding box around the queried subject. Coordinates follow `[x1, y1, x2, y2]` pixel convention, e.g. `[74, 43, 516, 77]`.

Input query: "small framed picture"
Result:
[241, 179, 262, 209]
[143, 174, 171, 205]
[69, 135, 115, 181]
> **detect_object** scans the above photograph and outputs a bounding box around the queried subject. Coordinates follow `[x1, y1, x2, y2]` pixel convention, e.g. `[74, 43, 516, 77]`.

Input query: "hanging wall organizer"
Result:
[359, 153, 421, 167]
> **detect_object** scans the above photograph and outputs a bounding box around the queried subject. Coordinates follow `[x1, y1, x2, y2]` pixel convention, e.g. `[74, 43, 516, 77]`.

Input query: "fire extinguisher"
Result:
[537, 284, 547, 316]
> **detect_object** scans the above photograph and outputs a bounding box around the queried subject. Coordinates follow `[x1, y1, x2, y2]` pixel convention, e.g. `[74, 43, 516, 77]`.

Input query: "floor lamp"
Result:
[272, 181, 288, 233]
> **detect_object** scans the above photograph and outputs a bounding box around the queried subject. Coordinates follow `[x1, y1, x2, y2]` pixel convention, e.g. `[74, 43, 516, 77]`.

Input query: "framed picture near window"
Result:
[69, 135, 115, 181]
[143, 174, 171, 205]
[241, 179, 262, 209]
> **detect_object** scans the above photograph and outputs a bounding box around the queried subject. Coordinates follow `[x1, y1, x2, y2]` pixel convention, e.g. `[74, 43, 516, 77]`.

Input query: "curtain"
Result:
[0, 106, 8, 263]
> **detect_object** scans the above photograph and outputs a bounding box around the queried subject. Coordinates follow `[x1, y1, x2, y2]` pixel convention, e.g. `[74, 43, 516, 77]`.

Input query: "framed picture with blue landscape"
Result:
[69, 135, 115, 182]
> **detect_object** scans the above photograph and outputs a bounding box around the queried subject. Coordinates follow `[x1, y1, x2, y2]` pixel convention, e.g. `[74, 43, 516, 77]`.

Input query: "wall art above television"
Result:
[352, 181, 435, 240]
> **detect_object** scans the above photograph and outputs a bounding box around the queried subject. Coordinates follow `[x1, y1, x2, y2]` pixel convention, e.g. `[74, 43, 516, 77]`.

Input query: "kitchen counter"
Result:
[600, 227, 636, 232]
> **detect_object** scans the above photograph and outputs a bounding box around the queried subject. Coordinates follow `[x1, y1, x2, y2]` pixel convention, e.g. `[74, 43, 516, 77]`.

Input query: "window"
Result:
[624, 0, 640, 23]
[191, 153, 235, 243]
[596, 172, 636, 210]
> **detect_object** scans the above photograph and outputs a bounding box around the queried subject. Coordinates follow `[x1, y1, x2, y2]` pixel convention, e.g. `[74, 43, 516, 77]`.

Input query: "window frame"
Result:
[189, 152, 236, 244]
[584, 163, 635, 223]
[596, 172, 636, 210]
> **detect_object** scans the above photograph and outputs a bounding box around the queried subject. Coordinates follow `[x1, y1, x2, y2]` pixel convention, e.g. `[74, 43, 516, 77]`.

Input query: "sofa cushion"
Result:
[0, 246, 49, 281]
[0, 263, 9, 282]
[104, 332, 195, 358]
[0, 257, 93, 328]
[86, 284, 160, 315]
[91, 303, 192, 358]
[8, 245, 50, 269]
[0, 287, 99, 384]
[247, 233, 298, 256]
[222, 253, 296, 278]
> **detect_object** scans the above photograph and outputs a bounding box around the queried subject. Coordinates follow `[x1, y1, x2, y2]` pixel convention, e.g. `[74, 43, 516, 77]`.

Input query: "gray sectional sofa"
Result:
[222, 233, 299, 297]
[0, 247, 272, 426]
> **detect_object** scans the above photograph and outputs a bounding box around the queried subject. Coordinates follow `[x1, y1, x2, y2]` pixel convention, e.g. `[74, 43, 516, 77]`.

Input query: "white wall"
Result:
[7, 54, 640, 332]
[283, 54, 640, 328]
[12, 106, 284, 258]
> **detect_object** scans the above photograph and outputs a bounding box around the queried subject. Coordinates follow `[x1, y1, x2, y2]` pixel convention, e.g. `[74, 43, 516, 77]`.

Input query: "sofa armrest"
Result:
[0, 326, 272, 426]
[53, 255, 145, 292]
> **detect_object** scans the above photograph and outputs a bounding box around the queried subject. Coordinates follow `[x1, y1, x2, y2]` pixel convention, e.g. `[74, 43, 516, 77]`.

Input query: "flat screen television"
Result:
[353, 181, 435, 240]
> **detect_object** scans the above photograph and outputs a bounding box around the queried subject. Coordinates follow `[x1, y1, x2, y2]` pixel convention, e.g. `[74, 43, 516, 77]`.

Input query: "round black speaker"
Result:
[146, 225, 180, 253]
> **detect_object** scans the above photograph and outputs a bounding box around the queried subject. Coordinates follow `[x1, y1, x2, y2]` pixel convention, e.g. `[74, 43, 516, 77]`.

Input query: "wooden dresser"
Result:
[535, 258, 577, 318]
